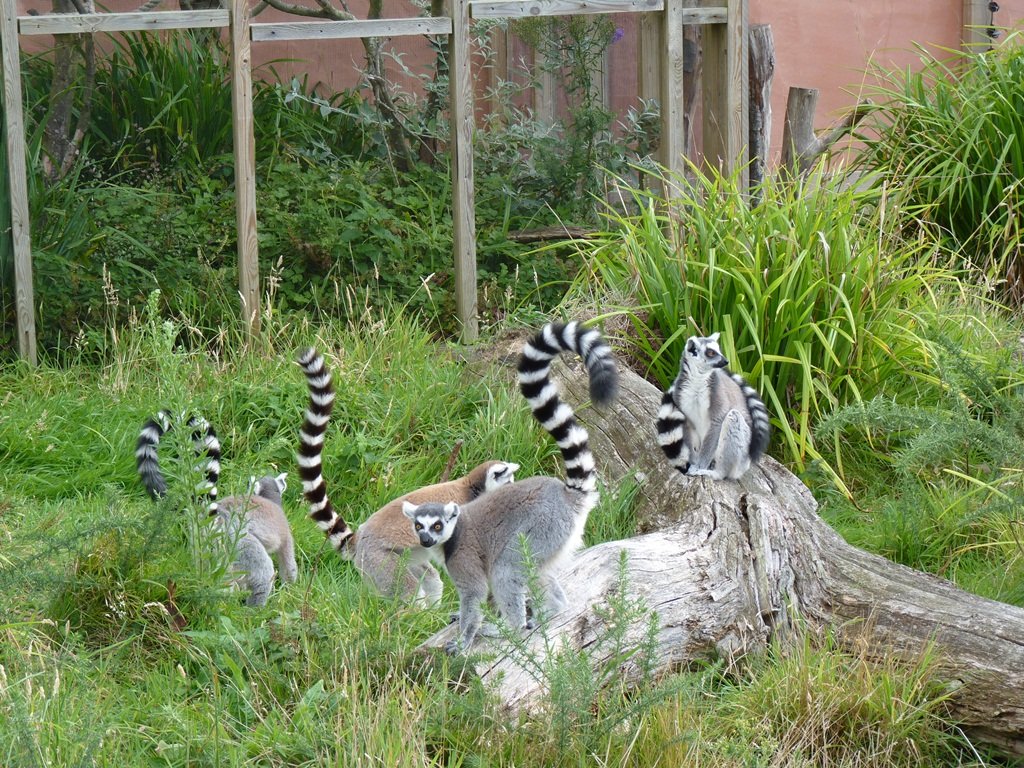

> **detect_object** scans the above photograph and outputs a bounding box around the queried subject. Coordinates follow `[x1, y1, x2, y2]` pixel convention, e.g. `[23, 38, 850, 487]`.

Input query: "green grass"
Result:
[0, 306, 1004, 766]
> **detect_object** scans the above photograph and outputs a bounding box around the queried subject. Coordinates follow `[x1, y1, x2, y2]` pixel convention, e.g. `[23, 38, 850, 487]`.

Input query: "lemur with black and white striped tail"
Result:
[402, 320, 619, 653]
[656, 332, 771, 481]
[136, 412, 297, 607]
[295, 348, 518, 606]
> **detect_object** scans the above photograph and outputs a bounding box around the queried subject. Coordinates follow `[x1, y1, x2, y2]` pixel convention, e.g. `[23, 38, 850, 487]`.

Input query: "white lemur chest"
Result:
[675, 374, 714, 445]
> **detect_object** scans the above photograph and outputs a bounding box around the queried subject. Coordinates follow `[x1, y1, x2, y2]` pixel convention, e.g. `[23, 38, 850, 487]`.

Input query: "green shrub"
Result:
[854, 34, 1024, 299]
[570, 165, 969, 474]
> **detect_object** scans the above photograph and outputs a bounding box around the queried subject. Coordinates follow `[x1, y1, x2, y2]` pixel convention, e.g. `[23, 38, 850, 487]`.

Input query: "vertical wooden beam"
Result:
[962, 0, 991, 49]
[534, 25, 557, 126]
[230, 0, 260, 336]
[488, 23, 509, 119]
[748, 23, 774, 199]
[1, 0, 37, 364]
[702, 0, 748, 189]
[661, 0, 685, 196]
[450, 0, 477, 341]
[638, 8, 664, 195]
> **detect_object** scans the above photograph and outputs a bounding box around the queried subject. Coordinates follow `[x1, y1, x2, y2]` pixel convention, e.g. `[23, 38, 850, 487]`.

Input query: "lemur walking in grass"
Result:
[136, 411, 297, 607]
[402, 320, 619, 653]
[295, 347, 519, 606]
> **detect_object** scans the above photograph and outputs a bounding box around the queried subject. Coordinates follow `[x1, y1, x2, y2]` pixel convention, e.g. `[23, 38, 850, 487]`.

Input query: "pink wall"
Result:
[750, 0, 1024, 161]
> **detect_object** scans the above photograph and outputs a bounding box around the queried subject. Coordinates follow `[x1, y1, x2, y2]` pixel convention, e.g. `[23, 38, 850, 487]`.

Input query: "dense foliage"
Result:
[854, 32, 1024, 300]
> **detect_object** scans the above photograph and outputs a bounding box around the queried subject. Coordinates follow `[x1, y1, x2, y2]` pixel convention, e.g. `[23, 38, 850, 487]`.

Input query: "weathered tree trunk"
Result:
[423, 363, 1024, 757]
[780, 86, 872, 177]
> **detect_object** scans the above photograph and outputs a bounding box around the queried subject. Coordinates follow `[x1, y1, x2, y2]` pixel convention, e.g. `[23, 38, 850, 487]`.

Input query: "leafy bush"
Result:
[854, 34, 1024, 300]
[570, 165, 969, 473]
[78, 31, 374, 183]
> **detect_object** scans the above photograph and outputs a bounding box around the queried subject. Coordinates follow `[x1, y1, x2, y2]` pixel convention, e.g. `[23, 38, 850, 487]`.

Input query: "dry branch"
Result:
[421, 362, 1024, 757]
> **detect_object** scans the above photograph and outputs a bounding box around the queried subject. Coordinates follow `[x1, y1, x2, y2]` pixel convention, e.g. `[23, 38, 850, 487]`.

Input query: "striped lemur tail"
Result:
[296, 348, 355, 552]
[517, 320, 618, 497]
[136, 410, 221, 513]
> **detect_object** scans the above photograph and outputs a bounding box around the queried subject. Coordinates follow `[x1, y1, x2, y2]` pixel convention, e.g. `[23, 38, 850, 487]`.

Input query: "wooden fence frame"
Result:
[1, 0, 749, 362]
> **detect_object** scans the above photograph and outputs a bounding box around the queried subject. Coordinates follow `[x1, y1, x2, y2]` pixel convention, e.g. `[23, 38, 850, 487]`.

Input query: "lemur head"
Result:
[485, 462, 520, 491]
[402, 501, 460, 548]
[250, 472, 288, 505]
[683, 333, 728, 373]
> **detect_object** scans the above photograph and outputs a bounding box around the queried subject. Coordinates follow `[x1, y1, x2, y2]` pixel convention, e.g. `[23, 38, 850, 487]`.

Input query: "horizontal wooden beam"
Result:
[470, 0, 725, 23]
[471, 0, 659, 17]
[18, 9, 228, 35]
[251, 16, 451, 42]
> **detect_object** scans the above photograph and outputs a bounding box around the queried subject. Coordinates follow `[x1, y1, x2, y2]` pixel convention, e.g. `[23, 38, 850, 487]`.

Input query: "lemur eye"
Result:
[705, 348, 716, 358]
[414, 523, 422, 531]
[432, 523, 442, 532]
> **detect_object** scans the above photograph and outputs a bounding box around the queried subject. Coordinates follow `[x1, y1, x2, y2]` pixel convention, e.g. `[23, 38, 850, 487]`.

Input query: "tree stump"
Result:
[421, 362, 1024, 756]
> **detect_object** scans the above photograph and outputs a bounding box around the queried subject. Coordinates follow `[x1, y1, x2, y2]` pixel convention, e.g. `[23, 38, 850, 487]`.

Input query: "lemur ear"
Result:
[444, 501, 461, 519]
[709, 331, 721, 342]
[505, 462, 520, 475]
[402, 501, 418, 519]
[248, 475, 258, 493]
[275, 472, 288, 492]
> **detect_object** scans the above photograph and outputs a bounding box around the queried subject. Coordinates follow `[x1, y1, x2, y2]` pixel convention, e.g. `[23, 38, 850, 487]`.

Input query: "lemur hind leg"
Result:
[236, 533, 276, 607]
[690, 409, 752, 480]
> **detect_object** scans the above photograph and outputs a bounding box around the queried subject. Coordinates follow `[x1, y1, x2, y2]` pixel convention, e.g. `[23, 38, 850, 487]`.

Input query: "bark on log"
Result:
[422, 362, 1024, 756]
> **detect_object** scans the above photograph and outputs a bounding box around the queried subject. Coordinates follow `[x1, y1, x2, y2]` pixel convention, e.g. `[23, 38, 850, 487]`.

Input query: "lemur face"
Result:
[684, 333, 728, 372]
[485, 462, 520, 491]
[402, 501, 460, 548]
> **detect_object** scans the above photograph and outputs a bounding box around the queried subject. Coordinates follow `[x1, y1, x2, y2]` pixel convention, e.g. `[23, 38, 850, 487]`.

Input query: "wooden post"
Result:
[701, 0, 748, 189]
[230, 0, 260, 336]
[450, 0, 477, 342]
[748, 23, 773, 200]
[962, 0, 991, 49]
[1, 0, 37, 365]
[661, 0, 685, 196]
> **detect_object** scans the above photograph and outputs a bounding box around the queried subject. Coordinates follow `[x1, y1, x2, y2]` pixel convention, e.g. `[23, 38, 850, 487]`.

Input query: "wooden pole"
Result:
[962, 0, 991, 49]
[748, 23, 773, 199]
[660, 0, 685, 197]
[450, 0, 477, 342]
[1, 0, 38, 365]
[230, 0, 260, 336]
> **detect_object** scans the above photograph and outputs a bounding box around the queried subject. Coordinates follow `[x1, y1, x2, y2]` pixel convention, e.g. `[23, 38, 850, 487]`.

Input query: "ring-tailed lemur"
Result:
[136, 413, 297, 607]
[656, 332, 771, 481]
[137, 410, 220, 509]
[295, 347, 519, 606]
[403, 320, 619, 653]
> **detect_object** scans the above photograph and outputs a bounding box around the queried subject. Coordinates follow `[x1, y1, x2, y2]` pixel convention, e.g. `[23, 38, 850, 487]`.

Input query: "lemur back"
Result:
[296, 348, 518, 606]
[136, 413, 296, 607]
[403, 320, 619, 653]
[656, 332, 771, 480]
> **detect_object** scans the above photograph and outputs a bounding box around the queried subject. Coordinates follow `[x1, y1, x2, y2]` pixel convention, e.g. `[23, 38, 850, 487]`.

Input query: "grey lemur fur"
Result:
[295, 347, 519, 606]
[402, 320, 619, 653]
[136, 412, 297, 607]
[656, 332, 771, 481]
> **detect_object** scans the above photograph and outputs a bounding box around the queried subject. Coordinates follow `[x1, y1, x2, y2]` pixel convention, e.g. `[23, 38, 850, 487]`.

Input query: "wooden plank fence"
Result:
[2, 0, 749, 361]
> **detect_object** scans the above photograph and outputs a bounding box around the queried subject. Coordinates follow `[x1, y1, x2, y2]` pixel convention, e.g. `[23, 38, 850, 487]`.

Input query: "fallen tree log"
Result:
[421, 361, 1024, 756]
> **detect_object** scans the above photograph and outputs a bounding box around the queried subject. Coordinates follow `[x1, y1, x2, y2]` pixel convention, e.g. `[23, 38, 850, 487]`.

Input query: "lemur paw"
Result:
[444, 639, 462, 655]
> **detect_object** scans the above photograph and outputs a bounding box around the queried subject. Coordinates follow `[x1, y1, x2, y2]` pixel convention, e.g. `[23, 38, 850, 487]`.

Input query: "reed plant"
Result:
[569, 164, 971, 474]
[854, 33, 1024, 300]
